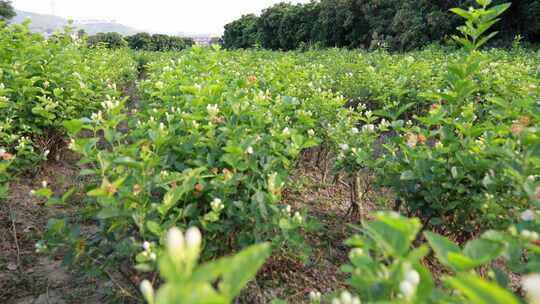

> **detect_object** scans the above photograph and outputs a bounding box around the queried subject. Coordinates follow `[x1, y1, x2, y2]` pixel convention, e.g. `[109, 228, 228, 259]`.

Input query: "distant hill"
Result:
[10, 10, 140, 36]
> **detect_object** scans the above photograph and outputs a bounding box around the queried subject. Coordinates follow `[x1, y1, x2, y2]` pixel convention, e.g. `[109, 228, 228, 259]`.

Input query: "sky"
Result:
[11, 0, 311, 35]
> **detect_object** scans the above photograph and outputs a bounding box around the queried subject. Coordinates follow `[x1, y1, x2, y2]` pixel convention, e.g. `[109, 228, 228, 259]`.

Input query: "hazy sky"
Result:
[12, 0, 311, 35]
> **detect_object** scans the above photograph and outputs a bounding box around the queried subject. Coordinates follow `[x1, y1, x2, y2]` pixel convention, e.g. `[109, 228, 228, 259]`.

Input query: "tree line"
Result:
[87, 32, 194, 51]
[223, 0, 540, 51]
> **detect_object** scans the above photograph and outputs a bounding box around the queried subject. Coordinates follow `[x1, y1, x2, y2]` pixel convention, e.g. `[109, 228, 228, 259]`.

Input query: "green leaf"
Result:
[220, 243, 271, 299]
[445, 274, 519, 304]
[96, 207, 124, 219]
[424, 231, 461, 270]
[364, 212, 421, 257]
[463, 239, 503, 263]
[450, 8, 473, 20]
[62, 119, 84, 134]
[146, 220, 163, 237]
[34, 187, 53, 198]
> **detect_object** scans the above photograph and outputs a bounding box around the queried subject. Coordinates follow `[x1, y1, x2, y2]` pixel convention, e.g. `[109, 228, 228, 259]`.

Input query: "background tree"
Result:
[222, 14, 259, 49]
[222, 0, 540, 51]
[258, 3, 292, 50]
[126, 32, 154, 51]
[0, 0, 15, 21]
[88, 32, 128, 49]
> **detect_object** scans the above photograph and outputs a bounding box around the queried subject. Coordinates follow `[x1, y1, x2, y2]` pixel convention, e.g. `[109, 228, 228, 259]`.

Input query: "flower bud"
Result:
[405, 269, 420, 285]
[523, 274, 540, 304]
[140, 280, 154, 304]
[143, 241, 150, 251]
[399, 281, 415, 298]
[185, 227, 202, 250]
[166, 227, 185, 261]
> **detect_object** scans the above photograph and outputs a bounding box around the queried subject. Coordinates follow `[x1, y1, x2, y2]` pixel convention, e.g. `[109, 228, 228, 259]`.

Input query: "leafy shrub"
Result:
[0, 21, 136, 196]
[332, 0, 540, 237]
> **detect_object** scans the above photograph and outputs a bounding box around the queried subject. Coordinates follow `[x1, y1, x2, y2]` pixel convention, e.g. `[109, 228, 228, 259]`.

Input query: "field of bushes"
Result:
[2, 1, 540, 303]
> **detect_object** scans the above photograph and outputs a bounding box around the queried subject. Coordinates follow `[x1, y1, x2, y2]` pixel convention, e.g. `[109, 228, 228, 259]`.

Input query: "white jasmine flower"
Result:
[166, 227, 185, 258]
[523, 274, 540, 303]
[206, 104, 219, 116]
[340, 291, 352, 303]
[362, 124, 375, 133]
[521, 209, 536, 221]
[309, 290, 321, 302]
[405, 269, 420, 285]
[185, 227, 202, 250]
[339, 144, 350, 151]
[285, 205, 292, 214]
[140, 280, 154, 303]
[399, 281, 415, 298]
[351, 127, 359, 134]
[282, 127, 290, 136]
[522, 230, 533, 239]
[143, 241, 151, 251]
[211, 198, 224, 211]
[246, 146, 254, 154]
[293, 212, 303, 224]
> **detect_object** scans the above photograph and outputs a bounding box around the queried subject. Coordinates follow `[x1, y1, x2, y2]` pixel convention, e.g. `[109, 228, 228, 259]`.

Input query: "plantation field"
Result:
[2, 3, 540, 304]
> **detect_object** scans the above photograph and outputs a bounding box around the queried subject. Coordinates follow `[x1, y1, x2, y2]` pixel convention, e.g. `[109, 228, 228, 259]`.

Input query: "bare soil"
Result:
[1, 147, 382, 304]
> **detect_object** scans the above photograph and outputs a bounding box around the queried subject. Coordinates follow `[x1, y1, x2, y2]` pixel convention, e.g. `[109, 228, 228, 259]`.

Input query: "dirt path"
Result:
[0, 152, 109, 304]
[239, 158, 379, 303]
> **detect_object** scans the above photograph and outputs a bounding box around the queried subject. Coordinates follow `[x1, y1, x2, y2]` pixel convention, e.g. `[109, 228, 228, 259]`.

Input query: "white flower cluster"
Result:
[16, 136, 32, 151]
[521, 229, 539, 241]
[246, 146, 254, 155]
[141, 241, 157, 261]
[331, 291, 360, 304]
[362, 124, 375, 133]
[293, 211, 303, 224]
[159, 122, 166, 132]
[101, 98, 120, 110]
[308, 129, 315, 137]
[35, 242, 47, 253]
[309, 290, 322, 303]
[282, 127, 291, 136]
[379, 119, 390, 129]
[399, 268, 420, 299]
[283, 205, 292, 215]
[207, 104, 220, 116]
[211, 198, 224, 212]
[68, 139, 76, 150]
[521, 209, 537, 221]
[91, 111, 103, 122]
